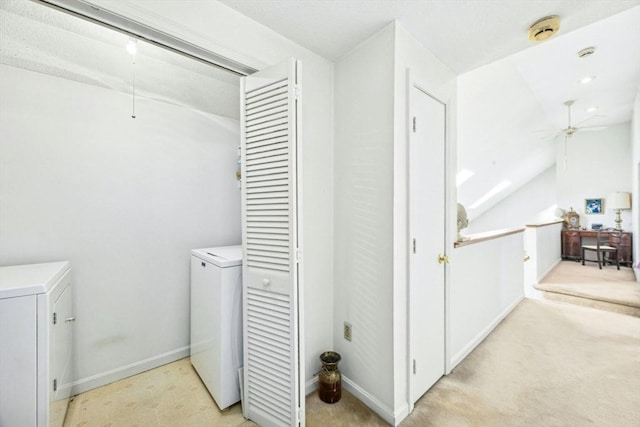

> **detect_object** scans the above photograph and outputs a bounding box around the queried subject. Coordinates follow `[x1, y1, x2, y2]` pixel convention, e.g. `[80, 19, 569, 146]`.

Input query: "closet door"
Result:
[241, 58, 304, 427]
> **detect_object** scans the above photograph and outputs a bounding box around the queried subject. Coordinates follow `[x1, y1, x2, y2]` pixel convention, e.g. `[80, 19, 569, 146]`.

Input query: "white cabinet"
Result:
[0, 262, 73, 427]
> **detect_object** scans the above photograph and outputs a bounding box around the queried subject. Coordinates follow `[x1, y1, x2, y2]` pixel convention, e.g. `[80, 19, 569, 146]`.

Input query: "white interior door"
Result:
[241, 58, 304, 427]
[409, 84, 447, 405]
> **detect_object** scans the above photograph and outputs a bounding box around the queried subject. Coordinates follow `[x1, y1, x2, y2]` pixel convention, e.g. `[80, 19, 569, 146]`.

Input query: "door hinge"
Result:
[412, 116, 417, 132]
[413, 359, 416, 374]
[296, 407, 304, 424]
[53, 312, 57, 325]
[295, 249, 303, 263]
[294, 85, 301, 100]
[412, 238, 417, 254]
[53, 379, 57, 392]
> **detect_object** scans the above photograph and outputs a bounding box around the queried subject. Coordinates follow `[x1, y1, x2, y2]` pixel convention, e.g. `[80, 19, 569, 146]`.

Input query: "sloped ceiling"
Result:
[0, 0, 240, 119]
[458, 7, 640, 219]
[218, 0, 640, 220]
[2, 0, 639, 223]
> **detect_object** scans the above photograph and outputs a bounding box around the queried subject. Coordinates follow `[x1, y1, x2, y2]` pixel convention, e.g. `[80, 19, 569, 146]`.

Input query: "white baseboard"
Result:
[71, 345, 190, 395]
[342, 375, 408, 426]
[305, 375, 318, 396]
[392, 402, 410, 426]
[537, 258, 561, 283]
[449, 295, 523, 370]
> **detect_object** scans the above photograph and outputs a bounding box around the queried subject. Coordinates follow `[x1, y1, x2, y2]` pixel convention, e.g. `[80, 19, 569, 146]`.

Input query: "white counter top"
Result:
[0, 261, 71, 299]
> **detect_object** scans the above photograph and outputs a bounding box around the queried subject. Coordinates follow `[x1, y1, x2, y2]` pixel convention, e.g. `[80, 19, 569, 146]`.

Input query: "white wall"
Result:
[467, 166, 558, 233]
[333, 23, 396, 420]
[449, 232, 524, 369]
[632, 90, 640, 280]
[556, 123, 633, 231]
[334, 21, 456, 425]
[392, 23, 456, 420]
[0, 64, 240, 390]
[524, 222, 563, 298]
[70, 0, 335, 391]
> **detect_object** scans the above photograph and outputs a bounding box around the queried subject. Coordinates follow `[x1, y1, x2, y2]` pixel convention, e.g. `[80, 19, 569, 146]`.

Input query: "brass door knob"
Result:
[438, 254, 450, 264]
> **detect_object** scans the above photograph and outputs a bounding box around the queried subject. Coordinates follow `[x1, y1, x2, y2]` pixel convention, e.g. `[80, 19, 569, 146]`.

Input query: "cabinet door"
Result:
[0, 296, 37, 427]
[51, 282, 73, 427]
[190, 256, 222, 402]
[617, 234, 632, 263]
[562, 231, 581, 259]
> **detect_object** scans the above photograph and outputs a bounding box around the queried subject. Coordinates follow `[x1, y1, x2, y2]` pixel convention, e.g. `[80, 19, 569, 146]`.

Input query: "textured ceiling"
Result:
[2, 0, 639, 222]
[511, 7, 640, 130]
[0, 0, 240, 119]
[218, 0, 640, 219]
[219, 0, 640, 74]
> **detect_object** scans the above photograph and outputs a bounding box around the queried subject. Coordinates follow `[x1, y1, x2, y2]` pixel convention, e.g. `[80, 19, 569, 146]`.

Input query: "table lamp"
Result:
[608, 192, 631, 230]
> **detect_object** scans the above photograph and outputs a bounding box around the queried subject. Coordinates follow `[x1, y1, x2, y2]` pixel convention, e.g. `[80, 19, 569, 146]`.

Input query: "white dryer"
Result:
[190, 246, 243, 410]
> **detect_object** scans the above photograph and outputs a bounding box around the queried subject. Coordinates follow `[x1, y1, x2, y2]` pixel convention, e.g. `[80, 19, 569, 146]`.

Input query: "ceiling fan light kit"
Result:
[528, 15, 560, 42]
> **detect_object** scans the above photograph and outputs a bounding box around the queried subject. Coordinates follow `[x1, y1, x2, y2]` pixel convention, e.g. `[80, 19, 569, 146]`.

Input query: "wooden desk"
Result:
[561, 230, 633, 266]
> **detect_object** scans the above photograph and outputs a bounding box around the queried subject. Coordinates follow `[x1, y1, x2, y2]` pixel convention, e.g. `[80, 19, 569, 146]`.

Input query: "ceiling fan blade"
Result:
[539, 130, 563, 140]
[575, 126, 607, 132]
[573, 114, 605, 127]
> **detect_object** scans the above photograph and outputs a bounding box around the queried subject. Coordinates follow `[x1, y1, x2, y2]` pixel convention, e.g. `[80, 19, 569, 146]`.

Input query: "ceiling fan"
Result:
[542, 100, 607, 140]
[547, 100, 606, 170]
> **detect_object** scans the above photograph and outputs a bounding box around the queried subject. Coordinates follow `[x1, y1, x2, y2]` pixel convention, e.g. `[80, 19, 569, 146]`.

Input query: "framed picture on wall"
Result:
[585, 198, 604, 215]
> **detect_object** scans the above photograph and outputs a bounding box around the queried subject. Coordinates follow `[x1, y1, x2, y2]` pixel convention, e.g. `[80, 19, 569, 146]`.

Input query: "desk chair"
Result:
[581, 230, 621, 270]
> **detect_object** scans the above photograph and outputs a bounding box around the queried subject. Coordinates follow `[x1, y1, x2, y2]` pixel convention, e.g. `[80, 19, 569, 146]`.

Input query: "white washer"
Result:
[190, 246, 243, 410]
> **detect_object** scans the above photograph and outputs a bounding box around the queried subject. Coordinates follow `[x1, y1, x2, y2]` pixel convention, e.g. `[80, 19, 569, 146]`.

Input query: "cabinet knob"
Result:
[262, 278, 270, 287]
[201, 262, 206, 267]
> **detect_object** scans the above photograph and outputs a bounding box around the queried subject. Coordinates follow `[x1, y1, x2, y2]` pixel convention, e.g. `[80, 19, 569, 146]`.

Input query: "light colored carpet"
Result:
[541, 260, 635, 284]
[64, 358, 255, 427]
[536, 261, 640, 316]
[402, 299, 640, 426]
[64, 299, 640, 426]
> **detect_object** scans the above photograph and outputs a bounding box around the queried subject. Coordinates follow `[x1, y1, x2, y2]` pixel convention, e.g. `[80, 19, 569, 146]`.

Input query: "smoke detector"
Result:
[528, 15, 561, 42]
[578, 46, 596, 58]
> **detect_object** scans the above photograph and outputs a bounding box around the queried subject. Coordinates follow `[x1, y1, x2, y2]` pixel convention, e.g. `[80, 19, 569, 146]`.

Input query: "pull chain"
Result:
[127, 38, 137, 119]
[131, 55, 136, 119]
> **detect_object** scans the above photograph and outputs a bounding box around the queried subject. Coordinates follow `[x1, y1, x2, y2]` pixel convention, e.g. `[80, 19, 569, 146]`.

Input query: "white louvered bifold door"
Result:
[241, 59, 304, 427]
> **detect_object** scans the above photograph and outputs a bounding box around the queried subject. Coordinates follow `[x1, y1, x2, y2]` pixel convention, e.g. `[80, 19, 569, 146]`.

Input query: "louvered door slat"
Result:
[242, 59, 303, 427]
[246, 101, 288, 121]
[246, 92, 287, 109]
[246, 107, 288, 125]
[246, 159, 289, 171]
[247, 116, 289, 132]
[246, 148, 288, 161]
[247, 340, 290, 362]
[247, 129, 288, 143]
[246, 79, 287, 99]
[247, 154, 289, 167]
[245, 287, 294, 423]
[246, 359, 291, 390]
[246, 138, 288, 152]
[246, 233, 289, 242]
[246, 176, 288, 186]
